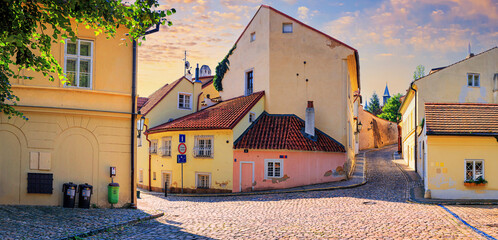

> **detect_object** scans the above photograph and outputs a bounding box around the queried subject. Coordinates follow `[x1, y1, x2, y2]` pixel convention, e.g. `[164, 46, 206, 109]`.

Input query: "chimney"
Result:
[305, 101, 315, 137]
[195, 64, 202, 83]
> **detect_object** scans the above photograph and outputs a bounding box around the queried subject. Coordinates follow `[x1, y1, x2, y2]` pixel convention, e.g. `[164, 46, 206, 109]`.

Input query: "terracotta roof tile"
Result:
[425, 103, 498, 136]
[137, 97, 149, 111]
[147, 91, 264, 133]
[234, 112, 345, 152]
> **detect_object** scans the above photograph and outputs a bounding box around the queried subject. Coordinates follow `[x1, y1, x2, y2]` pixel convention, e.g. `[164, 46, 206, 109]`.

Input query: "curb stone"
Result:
[59, 212, 164, 240]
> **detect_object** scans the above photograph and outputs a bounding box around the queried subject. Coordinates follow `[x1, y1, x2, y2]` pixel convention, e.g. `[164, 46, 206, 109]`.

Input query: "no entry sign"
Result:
[178, 143, 187, 154]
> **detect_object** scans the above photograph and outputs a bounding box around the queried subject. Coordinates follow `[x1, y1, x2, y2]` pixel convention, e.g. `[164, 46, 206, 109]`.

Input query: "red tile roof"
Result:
[140, 77, 184, 115]
[137, 97, 149, 111]
[198, 76, 214, 86]
[425, 103, 498, 136]
[234, 112, 346, 152]
[147, 91, 265, 133]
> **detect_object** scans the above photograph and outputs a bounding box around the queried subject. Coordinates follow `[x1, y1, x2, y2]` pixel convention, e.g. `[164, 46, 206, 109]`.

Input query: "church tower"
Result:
[383, 83, 391, 105]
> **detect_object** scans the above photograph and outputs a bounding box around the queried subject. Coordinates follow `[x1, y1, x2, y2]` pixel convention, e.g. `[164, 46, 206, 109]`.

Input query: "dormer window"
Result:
[245, 70, 253, 95]
[249, 112, 256, 123]
[250, 32, 256, 42]
[283, 23, 293, 33]
[467, 73, 480, 87]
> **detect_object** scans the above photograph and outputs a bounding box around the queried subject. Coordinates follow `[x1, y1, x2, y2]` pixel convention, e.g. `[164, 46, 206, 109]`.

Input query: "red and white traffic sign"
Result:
[178, 143, 187, 154]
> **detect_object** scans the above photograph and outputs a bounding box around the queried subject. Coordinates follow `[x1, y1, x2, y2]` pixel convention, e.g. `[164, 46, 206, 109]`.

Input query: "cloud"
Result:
[281, 0, 297, 4]
[377, 53, 393, 57]
[212, 11, 241, 21]
[297, 6, 309, 22]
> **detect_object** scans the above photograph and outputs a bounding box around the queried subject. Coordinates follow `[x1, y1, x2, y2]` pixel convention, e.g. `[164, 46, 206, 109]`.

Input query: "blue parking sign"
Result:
[177, 154, 186, 163]
[179, 134, 186, 143]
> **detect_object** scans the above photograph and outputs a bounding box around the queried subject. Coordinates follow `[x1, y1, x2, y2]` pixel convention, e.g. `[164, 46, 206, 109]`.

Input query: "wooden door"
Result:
[241, 163, 253, 192]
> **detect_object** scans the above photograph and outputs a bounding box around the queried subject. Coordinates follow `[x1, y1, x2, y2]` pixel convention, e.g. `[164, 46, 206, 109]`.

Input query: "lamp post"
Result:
[357, 121, 363, 132]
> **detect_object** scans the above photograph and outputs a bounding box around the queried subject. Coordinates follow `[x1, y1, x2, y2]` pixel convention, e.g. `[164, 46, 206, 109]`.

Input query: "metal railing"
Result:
[193, 147, 213, 158]
[160, 147, 171, 157]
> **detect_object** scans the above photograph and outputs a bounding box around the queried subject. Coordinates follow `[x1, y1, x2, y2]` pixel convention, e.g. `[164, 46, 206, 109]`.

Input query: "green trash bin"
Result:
[108, 183, 120, 204]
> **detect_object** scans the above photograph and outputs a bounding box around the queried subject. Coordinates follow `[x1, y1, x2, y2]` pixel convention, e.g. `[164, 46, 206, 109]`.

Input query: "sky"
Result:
[137, 0, 498, 105]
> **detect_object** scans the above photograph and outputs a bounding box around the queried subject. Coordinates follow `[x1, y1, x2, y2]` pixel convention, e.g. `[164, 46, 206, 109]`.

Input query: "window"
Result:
[150, 140, 158, 154]
[264, 159, 283, 178]
[246, 70, 253, 95]
[465, 160, 484, 181]
[64, 39, 93, 88]
[161, 137, 172, 157]
[194, 136, 213, 158]
[467, 73, 480, 87]
[250, 32, 256, 42]
[282, 23, 293, 33]
[137, 132, 142, 147]
[178, 93, 192, 109]
[153, 172, 156, 181]
[196, 173, 211, 189]
[249, 112, 256, 123]
[139, 169, 144, 183]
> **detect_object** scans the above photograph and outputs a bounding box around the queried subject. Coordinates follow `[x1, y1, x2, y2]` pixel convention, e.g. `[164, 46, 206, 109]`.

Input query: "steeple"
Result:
[383, 83, 390, 105]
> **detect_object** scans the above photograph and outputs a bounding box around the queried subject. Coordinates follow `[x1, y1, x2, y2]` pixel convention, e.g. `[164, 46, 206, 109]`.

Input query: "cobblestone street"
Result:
[87, 146, 497, 239]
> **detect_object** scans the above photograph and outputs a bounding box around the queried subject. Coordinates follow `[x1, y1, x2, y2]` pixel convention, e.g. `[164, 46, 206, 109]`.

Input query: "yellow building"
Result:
[399, 47, 498, 178]
[136, 74, 214, 190]
[143, 92, 265, 193]
[218, 5, 361, 167]
[1, 25, 137, 207]
[422, 103, 497, 199]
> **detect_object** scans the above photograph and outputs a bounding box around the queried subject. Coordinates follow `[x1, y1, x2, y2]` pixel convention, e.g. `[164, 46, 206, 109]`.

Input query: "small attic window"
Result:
[250, 32, 256, 42]
[283, 23, 293, 33]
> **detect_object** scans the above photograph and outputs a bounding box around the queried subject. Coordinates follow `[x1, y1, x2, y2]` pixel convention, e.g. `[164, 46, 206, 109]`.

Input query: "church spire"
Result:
[383, 83, 390, 105]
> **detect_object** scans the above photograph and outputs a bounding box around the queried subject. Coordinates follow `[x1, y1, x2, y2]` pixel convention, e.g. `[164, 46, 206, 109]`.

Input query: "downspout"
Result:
[130, 39, 137, 209]
[410, 82, 418, 173]
[144, 124, 152, 191]
[130, 23, 161, 208]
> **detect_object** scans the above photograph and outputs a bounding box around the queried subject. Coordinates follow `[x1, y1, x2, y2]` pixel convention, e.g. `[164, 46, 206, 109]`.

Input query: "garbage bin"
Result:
[108, 183, 120, 204]
[78, 183, 93, 209]
[62, 182, 77, 208]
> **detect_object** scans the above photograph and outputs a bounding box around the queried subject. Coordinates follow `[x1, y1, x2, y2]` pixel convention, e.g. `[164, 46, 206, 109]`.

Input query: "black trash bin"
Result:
[78, 183, 93, 209]
[62, 182, 77, 208]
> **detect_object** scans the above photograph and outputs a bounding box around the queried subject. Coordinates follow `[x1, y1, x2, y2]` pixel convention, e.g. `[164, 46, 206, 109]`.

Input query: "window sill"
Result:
[178, 107, 192, 110]
[194, 156, 214, 159]
[464, 182, 486, 187]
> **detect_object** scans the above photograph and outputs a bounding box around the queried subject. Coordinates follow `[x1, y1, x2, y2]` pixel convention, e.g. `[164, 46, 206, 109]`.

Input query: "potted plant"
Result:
[464, 177, 488, 186]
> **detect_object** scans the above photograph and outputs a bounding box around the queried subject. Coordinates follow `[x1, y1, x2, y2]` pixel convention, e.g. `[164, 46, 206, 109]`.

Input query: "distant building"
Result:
[383, 83, 390, 105]
[200, 65, 211, 77]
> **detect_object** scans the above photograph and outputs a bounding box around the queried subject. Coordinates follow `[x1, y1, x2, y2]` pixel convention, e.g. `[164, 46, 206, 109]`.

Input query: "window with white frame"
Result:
[137, 133, 142, 147]
[139, 169, 144, 183]
[467, 73, 480, 87]
[246, 70, 253, 95]
[150, 140, 158, 154]
[65, 39, 93, 88]
[465, 160, 484, 181]
[249, 112, 256, 123]
[250, 32, 256, 42]
[161, 137, 172, 156]
[178, 93, 192, 109]
[153, 172, 156, 181]
[282, 23, 293, 33]
[194, 135, 213, 158]
[264, 159, 283, 178]
[196, 173, 211, 189]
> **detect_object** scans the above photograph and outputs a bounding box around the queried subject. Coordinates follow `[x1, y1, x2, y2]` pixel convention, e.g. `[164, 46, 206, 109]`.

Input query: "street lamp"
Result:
[357, 121, 363, 132]
[137, 115, 145, 137]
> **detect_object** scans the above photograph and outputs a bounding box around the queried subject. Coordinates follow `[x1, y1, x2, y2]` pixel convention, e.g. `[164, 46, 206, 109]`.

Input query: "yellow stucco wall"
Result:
[145, 78, 202, 128]
[198, 82, 221, 110]
[146, 130, 234, 192]
[426, 135, 498, 199]
[218, 6, 359, 166]
[399, 91, 416, 169]
[0, 24, 135, 207]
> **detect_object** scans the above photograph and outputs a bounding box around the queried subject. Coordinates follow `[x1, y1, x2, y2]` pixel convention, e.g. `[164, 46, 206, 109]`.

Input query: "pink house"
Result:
[233, 105, 347, 192]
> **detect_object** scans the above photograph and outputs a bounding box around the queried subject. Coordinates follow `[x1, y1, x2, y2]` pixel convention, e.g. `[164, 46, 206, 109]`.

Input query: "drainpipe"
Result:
[130, 23, 161, 208]
[410, 82, 418, 173]
[144, 124, 152, 192]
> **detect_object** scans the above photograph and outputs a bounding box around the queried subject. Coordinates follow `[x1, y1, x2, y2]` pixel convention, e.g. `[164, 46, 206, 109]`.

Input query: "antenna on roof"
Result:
[183, 50, 191, 76]
[467, 42, 474, 58]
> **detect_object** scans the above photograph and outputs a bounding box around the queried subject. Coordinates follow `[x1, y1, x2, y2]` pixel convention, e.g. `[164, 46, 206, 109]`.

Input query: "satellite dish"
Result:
[185, 61, 190, 69]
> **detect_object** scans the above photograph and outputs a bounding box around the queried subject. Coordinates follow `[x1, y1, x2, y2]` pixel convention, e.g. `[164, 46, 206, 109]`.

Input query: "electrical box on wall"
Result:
[110, 167, 116, 177]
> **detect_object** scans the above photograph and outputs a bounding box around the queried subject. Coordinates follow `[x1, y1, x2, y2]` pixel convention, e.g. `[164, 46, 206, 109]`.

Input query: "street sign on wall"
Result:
[179, 134, 186, 143]
[178, 143, 187, 154]
[177, 154, 186, 163]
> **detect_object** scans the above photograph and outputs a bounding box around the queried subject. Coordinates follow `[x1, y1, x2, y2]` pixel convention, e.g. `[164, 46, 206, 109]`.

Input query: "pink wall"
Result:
[232, 150, 346, 192]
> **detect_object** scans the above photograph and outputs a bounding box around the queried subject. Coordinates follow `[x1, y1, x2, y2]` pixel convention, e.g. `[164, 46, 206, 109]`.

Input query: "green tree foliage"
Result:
[367, 92, 382, 115]
[213, 44, 236, 91]
[0, 0, 175, 119]
[378, 93, 402, 122]
[413, 65, 425, 80]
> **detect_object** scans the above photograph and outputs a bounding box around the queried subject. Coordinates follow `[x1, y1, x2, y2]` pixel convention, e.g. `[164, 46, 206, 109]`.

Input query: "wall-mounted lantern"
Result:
[137, 115, 145, 137]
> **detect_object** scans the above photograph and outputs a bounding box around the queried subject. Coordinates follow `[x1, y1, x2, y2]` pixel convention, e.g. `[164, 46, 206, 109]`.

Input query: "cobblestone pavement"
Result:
[0, 205, 160, 240]
[87, 145, 497, 239]
[444, 205, 498, 239]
